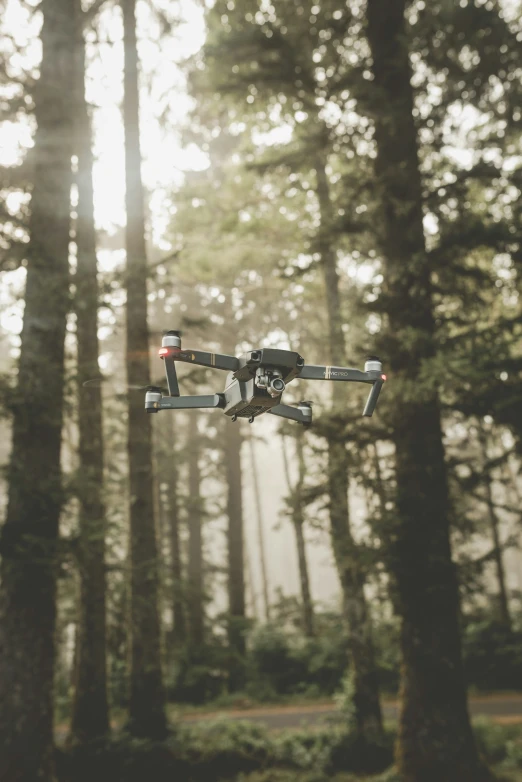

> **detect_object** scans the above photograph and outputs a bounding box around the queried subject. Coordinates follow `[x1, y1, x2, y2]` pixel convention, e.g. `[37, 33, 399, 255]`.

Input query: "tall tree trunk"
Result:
[187, 414, 204, 648]
[122, 0, 166, 739]
[249, 436, 271, 621]
[477, 423, 512, 631]
[69, 0, 109, 743]
[281, 433, 315, 638]
[163, 416, 186, 649]
[224, 420, 247, 690]
[0, 1, 75, 778]
[315, 154, 383, 741]
[244, 543, 259, 620]
[366, 2, 491, 779]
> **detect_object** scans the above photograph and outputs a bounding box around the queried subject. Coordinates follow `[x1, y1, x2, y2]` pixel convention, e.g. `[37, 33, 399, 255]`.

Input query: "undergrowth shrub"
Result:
[56, 718, 396, 781]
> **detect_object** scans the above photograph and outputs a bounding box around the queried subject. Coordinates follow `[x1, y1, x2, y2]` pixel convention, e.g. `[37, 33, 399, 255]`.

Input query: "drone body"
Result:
[145, 332, 386, 426]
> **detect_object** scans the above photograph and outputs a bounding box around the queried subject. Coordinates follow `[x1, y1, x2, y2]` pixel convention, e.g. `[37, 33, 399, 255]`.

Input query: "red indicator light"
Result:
[381, 374, 387, 380]
[159, 348, 169, 357]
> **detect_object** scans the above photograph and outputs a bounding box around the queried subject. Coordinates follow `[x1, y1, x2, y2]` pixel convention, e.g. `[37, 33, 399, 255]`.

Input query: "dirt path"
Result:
[176, 694, 522, 731]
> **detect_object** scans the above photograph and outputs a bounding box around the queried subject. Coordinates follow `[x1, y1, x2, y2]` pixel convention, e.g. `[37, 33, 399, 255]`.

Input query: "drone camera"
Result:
[269, 377, 285, 397]
[250, 351, 261, 361]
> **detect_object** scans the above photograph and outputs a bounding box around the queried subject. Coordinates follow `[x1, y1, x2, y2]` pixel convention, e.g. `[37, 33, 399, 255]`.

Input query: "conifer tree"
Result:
[0, 0, 75, 778]
[365, 1, 492, 778]
[187, 413, 205, 648]
[122, 0, 166, 739]
[224, 417, 247, 690]
[70, 0, 109, 742]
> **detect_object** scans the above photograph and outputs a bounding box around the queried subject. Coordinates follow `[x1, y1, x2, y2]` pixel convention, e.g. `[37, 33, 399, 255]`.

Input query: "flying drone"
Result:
[144, 331, 386, 426]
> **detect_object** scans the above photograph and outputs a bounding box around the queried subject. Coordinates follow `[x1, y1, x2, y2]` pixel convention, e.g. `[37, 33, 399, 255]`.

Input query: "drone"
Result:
[144, 331, 386, 427]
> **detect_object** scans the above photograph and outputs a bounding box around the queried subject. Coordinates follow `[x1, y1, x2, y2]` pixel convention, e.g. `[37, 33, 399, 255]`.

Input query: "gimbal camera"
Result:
[145, 331, 386, 426]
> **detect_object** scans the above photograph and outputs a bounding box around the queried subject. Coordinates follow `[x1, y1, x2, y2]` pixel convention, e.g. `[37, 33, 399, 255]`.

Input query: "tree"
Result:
[0, 0, 75, 778]
[249, 434, 271, 622]
[160, 415, 187, 651]
[69, 0, 110, 743]
[281, 430, 315, 638]
[224, 418, 247, 691]
[187, 413, 205, 648]
[365, 0, 492, 778]
[122, 0, 167, 739]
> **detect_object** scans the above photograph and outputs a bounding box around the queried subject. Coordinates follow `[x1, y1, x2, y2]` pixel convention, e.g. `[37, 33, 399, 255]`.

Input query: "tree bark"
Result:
[163, 415, 186, 649]
[187, 414, 205, 648]
[0, 1, 75, 779]
[315, 154, 383, 741]
[366, 1, 491, 778]
[69, 0, 110, 744]
[281, 433, 315, 638]
[122, 0, 166, 739]
[224, 420, 247, 690]
[249, 436, 271, 621]
[244, 543, 259, 620]
[477, 423, 512, 631]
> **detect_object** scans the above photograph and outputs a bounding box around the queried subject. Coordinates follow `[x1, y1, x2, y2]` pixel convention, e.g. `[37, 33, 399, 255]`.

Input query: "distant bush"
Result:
[463, 618, 522, 691]
[168, 643, 229, 704]
[246, 620, 351, 700]
[165, 609, 522, 708]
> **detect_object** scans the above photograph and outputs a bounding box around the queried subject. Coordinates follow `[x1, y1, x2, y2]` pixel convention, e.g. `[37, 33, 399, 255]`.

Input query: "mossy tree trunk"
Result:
[163, 416, 186, 650]
[69, 0, 110, 743]
[0, 0, 75, 778]
[477, 422, 512, 631]
[187, 414, 205, 648]
[122, 0, 166, 739]
[281, 432, 315, 638]
[249, 436, 271, 621]
[224, 419, 247, 690]
[366, 1, 492, 778]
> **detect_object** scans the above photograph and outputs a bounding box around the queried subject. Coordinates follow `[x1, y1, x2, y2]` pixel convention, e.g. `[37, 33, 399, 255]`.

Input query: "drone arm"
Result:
[268, 403, 312, 425]
[298, 362, 386, 418]
[298, 365, 370, 383]
[146, 392, 226, 413]
[160, 348, 239, 372]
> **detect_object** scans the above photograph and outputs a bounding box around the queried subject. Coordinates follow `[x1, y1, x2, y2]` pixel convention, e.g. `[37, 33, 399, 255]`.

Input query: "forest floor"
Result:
[54, 709, 522, 782]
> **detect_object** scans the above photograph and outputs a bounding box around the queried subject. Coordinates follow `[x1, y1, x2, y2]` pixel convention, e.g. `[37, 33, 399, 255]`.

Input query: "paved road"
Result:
[180, 695, 522, 731]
